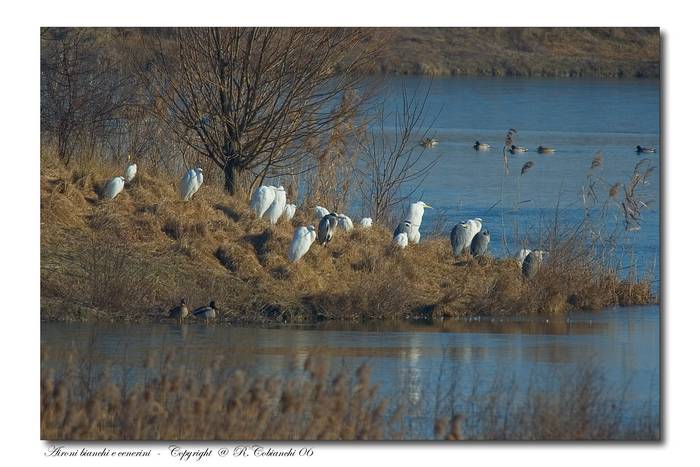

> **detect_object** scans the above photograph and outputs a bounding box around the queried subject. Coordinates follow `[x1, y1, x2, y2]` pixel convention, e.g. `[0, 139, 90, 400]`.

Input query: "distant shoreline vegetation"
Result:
[365, 27, 660, 79]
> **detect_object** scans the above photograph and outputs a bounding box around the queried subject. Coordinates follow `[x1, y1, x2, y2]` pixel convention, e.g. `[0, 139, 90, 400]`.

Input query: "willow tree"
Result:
[142, 27, 382, 195]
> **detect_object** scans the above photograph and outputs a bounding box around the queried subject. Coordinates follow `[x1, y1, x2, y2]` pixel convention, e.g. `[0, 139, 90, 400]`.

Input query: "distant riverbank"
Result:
[364, 27, 660, 78]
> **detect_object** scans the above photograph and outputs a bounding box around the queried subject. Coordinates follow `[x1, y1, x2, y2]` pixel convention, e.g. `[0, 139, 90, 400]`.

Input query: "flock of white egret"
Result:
[102, 157, 546, 280]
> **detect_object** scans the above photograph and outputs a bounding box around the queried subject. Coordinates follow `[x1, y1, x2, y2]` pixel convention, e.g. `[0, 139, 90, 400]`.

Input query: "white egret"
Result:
[318, 213, 338, 246]
[337, 214, 353, 232]
[168, 298, 189, 323]
[393, 232, 409, 249]
[315, 206, 330, 219]
[124, 155, 137, 183]
[192, 301, 218, 324]
[406, 201, 432, 228]
[470, 230, 490, 257]
[282, 203, 297, 222]
[179, 167, 203, 201]
[288, 225, 316, 262]
[263, 186, 286, 224]
[407, 224, 421, 244]
[103, 176, 125, 200]
[359, 217, 373, 229]
[515, 248, 532, 268]
[251, 186, 276, 218]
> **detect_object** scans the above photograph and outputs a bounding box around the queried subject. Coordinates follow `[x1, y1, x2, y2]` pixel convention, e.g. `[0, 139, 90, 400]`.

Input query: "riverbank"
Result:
[370, 28, 660, 78]
[40, 153, 654, 325]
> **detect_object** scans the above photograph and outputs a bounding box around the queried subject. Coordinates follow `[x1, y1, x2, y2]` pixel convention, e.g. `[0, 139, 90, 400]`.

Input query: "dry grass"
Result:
[40, 351, 659, 441]
[367, 27, 659, 78]
[40, 151, 654, 324]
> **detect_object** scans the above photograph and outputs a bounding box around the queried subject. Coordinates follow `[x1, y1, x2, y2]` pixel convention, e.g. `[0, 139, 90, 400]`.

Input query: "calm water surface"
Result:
[41, 306, 659, 435]
[370, 77, 660, 281]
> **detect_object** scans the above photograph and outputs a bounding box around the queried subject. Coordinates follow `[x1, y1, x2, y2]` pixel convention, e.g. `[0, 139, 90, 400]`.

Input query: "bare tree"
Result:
[357, 85, 439, 223]
[41, 28, 130, 164]
[140, 27, 382, 195]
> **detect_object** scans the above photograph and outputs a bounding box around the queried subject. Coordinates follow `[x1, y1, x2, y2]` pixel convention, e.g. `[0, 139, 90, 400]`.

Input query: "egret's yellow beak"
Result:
[425, 204, 433, 209]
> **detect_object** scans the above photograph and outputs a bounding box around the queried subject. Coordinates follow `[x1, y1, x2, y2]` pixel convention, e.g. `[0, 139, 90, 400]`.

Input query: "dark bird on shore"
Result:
[474, 141, 491, 151]
[169, 298, 189, 323]
[537, 146, 556, 154]
[318, 212, 339, 246]
[509, 145, 528, 154]
[193, 301, 218, 324]
[522, 250, 546, 278]
[470, 230, 490, 257]
[636, 145, 656, 154]
[521, 161, 534, 175]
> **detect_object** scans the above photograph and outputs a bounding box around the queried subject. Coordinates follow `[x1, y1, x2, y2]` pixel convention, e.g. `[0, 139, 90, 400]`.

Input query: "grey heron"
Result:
[470, 230, 490, 257]
[318, 213, 339, 246]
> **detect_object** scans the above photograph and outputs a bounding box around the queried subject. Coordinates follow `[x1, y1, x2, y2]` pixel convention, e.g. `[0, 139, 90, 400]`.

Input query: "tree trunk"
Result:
[224, 158, 239, 195]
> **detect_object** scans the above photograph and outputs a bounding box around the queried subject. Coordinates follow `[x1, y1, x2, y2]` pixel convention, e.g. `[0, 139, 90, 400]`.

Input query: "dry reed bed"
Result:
[40, 154, 654, 324]
[40, 352, 659, 441]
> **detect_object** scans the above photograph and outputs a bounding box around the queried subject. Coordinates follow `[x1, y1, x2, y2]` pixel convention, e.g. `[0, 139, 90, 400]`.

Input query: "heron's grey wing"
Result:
[471, 234, 485, 256]
[318, 218, 330, 243]
[450, 225, 468, 256]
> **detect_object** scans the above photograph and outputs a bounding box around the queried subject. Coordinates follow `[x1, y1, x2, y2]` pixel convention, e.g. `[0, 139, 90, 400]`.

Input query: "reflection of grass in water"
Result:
[41, 350, 659, 441]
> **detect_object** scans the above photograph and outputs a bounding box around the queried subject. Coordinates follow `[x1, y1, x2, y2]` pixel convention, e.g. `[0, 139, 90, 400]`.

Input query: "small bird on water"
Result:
[636, 145, 656, 154]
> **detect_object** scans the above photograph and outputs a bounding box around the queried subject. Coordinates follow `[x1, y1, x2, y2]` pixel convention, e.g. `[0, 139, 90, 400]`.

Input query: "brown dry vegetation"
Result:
[40, 351, 659, 440]
[40, 150, 653, 324]
[370, 27, 660, 78]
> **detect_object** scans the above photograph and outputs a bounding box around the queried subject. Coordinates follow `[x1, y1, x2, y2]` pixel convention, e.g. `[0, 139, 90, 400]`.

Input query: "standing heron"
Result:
[179, 167, 203, 201]
[318, 213, 339, 246]
[404, 201, 432, 244]
[359, 218, 373, 229]
[103, 176, 125, 200]
[263, 186, 286, 224]
[337, 214, 354, 232]
[515, 248, 532, 268]
[193, 301, 218, 324]
[288, 225, 316, 262]
[168, 298, 189, 324]
[450, 219, 481, 256]
[251, 186, 276, 218]
[124, 155, 137, 183]
[470, 230, 490, 257]
[282, 203, 297, 222]
[522, 250, 546, 278]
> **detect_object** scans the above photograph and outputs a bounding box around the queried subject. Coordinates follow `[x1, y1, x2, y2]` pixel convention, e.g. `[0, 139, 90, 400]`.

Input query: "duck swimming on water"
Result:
[636, 145, 656, 154]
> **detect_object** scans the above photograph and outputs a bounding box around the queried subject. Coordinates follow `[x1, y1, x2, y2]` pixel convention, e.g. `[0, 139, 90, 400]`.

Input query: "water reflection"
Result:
[41, 306, 659, 418]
